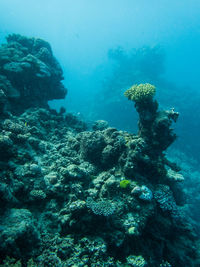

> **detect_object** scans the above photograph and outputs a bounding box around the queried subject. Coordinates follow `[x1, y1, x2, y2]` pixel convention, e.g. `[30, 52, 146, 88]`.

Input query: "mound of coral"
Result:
[0, 35, 199, 267]
[0, 34, 67, 115]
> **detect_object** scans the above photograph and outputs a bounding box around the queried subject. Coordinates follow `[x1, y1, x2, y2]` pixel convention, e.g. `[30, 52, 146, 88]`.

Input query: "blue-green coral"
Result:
[126, 255, 147, 267]
[86, 197, 116, 216]
[124, 83, 156, 103]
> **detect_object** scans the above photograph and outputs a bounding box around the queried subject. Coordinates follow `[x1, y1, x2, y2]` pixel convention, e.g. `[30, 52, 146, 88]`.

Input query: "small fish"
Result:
[25, 122, 28, 127]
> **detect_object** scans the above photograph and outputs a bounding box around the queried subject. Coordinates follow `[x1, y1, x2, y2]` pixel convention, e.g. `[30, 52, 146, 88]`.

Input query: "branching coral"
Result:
[124, 83, 156, 103]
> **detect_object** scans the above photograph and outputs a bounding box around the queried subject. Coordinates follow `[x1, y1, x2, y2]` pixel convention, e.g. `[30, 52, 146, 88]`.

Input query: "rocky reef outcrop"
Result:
[0, 34, 67, 115]
[0, 36, 199, 266]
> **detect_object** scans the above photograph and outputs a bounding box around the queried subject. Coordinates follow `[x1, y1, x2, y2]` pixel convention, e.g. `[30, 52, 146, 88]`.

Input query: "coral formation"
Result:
[0, 34, 67, 114]
[86, 197, 116, 216]
[125, 83, 179, 153]
[0, 35, 199, 266]
[124, 83, 156, 103]
[120, 179, 131, 188]
[94, 45, 200, 167]
[132, 185, 153, 202]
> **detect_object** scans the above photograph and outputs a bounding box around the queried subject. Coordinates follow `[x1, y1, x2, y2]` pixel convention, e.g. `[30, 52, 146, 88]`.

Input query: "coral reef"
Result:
[0, 36, 199, 266]
[124, 83, 179, 153]
[92, 46, 200, 165]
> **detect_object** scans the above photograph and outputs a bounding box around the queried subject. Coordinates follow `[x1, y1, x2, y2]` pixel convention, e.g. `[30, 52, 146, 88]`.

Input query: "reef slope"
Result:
[0, 35, 199, 267]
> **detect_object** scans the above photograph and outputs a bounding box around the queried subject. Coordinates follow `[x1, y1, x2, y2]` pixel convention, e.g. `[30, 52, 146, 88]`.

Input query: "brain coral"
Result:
[124, 83, 156, 103]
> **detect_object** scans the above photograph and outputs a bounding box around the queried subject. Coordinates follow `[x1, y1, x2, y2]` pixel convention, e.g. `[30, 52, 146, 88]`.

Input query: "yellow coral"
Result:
[120, 179, 131, 188]
[124, 83, 156, 103]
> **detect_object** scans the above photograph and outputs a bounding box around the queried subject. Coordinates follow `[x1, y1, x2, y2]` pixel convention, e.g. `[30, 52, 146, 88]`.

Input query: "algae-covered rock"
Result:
[92, 119, 109, 131]
[0, 209, 39, 258]
[0, 34, 67, 114]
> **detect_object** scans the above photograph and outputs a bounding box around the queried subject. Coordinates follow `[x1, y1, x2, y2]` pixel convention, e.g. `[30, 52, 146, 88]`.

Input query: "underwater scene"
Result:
[0, 0, 200, 266]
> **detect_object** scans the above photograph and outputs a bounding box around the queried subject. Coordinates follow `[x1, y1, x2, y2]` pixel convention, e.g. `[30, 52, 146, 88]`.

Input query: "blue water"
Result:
[0, 0, 199, 156]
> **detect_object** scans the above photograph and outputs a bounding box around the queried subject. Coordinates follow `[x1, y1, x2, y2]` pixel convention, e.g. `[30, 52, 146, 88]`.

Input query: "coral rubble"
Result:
[0, 35, 199, 266]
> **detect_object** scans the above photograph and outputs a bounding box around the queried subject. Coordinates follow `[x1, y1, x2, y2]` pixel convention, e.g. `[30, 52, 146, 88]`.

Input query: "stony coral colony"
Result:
[0, 34, 199, 267]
